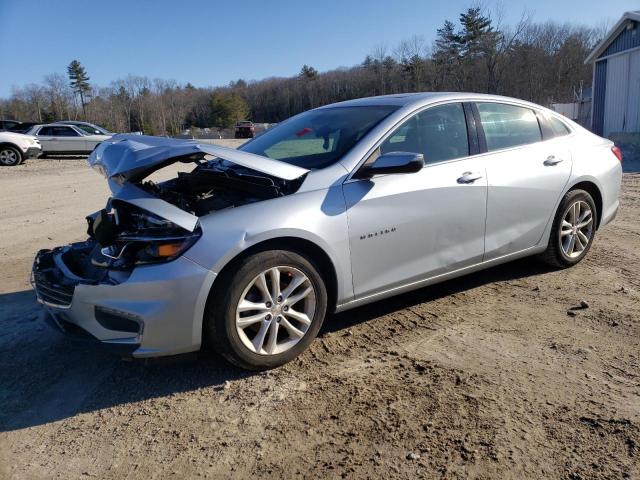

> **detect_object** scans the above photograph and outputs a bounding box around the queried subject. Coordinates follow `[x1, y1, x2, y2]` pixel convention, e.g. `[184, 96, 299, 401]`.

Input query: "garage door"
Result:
[604, 50, 640, 136]
[604, 54, 629, 136]
[627, 49, 640, 133]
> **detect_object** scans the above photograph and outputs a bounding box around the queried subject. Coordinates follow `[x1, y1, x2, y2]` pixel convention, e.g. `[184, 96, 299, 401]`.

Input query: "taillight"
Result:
[612, 146, 623, 163]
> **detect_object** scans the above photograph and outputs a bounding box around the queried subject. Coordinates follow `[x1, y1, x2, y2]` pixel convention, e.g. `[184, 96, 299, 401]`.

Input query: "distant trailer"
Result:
[586, 10, 640, 137]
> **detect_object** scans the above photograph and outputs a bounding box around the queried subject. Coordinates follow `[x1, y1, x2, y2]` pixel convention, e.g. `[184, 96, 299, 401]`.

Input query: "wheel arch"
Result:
[0, 142, 23, 153]
[204, 236, 340, 318]
[566, 180, 603, 229]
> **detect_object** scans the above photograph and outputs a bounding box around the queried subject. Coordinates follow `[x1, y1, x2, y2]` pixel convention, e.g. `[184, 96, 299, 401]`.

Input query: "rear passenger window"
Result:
[548, 115, 571, 137]
[477, 103, 541, 151]
[53, 126, 79, 137]
[381, 103, 469, 164]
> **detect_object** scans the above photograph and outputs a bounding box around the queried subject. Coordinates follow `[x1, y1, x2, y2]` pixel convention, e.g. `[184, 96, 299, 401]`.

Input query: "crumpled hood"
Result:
[88, 134, 309, 182]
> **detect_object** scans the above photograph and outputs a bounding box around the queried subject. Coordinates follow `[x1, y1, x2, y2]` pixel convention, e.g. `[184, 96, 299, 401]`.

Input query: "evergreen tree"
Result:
[433, 20, 462, 89]
[458, 7, 497, 59]
[299, 65, 318, 80]
[67, 60, 91, 116]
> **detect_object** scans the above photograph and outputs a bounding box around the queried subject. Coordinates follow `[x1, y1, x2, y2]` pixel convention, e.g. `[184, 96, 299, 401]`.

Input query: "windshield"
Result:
[239, 105, 399, 169]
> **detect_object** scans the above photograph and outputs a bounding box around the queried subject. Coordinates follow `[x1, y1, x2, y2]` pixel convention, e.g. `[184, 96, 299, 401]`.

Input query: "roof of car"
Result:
[31, 124, 78, 129]
[318, 92, 544, 110]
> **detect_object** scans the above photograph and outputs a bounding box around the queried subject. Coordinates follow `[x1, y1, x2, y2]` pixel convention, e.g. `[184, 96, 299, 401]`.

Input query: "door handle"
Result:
[457, 171, 483, 184]
[544, 155, 563, 166]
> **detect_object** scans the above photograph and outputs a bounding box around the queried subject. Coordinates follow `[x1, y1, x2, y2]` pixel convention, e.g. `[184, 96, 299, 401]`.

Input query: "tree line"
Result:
[0, 7, 605, 135]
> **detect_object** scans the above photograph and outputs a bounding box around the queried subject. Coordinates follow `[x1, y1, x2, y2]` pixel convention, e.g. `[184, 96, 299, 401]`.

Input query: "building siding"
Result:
[599, 20, 640, 58]
[592, 60, 607, 135]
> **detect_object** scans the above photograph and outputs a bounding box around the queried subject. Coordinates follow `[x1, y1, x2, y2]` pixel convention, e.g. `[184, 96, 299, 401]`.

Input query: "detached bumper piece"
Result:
[32, 248, 77, 308]
[32, 243, 141, 355]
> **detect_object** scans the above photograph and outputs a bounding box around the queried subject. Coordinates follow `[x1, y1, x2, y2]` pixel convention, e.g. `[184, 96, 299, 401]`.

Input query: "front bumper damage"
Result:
[24, 146, 42, 159]
[32, 241, 216, 357]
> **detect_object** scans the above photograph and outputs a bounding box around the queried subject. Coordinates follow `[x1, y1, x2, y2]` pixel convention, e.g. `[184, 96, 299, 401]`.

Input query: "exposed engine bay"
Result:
[139, 157, 304, 216]
[71, 157, 305, 275]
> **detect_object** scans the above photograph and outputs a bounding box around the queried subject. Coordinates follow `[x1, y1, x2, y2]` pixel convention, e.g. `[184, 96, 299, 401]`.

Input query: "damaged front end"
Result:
[76, 134, 309, 273]
[85, 201, 202, 272]
[32, 135, 309, 354]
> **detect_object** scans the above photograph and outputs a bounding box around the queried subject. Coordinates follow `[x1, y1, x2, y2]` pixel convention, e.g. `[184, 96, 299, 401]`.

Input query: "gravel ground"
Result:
[0, 149, 638, 479]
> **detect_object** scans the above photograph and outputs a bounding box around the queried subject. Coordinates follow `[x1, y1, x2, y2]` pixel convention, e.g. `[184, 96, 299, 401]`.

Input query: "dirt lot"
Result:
[0, 149, 638, 479]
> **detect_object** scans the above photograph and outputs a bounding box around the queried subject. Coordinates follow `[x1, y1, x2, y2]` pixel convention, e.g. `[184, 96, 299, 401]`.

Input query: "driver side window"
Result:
[380, 103, 469, 164]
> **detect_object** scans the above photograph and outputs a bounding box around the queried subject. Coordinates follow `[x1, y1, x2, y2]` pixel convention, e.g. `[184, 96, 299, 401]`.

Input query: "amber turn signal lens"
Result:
[156, 243, 184, 257]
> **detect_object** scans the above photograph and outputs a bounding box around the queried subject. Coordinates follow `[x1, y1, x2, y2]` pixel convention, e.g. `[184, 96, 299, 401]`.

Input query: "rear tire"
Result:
[205, 249, 328, 370]
[540, 189, 597, 268]
[0, 146, 23, 166]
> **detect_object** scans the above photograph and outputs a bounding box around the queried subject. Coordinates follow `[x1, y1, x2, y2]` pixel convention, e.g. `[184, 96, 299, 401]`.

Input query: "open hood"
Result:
[88, 134, 309, 182]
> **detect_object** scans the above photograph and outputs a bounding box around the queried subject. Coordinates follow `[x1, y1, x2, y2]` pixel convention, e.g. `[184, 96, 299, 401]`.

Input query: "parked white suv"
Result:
[25, 124, 111, 156]
[0, 131, 42, 166]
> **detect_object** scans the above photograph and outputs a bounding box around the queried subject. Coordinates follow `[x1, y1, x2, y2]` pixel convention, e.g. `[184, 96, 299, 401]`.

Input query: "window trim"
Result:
[348, 100, 475, 181]
[52, 126, 81, 137]
[473, 101, 544, 153]
[544, 113, 574, 138]
[346, 98, 577, 182]
[472, 100, 576, 156]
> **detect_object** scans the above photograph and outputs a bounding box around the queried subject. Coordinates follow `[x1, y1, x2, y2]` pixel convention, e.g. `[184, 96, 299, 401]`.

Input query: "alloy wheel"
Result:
[0, 149, 18, 166]
[235, 266, 316, 355]
[560, 200, 593, 258]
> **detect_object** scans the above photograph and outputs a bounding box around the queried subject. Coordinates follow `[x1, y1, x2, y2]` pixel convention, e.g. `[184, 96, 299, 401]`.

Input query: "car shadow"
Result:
[0, 257, 554, 432]
[325, 257, 554, 334]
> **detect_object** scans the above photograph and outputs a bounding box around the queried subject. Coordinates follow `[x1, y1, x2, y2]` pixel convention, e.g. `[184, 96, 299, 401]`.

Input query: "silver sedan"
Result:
[32, 93, 622, 369]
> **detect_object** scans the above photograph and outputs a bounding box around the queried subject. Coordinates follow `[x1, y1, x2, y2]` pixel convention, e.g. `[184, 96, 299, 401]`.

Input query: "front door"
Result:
[344, 102, 487, 299]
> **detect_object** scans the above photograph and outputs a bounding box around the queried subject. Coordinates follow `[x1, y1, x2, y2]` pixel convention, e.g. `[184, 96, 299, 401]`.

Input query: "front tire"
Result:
[205, 250, 328, 370]
[0, 146, 23, 166]
[541, 189, 597, 268]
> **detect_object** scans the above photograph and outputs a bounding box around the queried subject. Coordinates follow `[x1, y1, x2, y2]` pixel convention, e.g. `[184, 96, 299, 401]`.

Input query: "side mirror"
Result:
[356, 152, 424, 178]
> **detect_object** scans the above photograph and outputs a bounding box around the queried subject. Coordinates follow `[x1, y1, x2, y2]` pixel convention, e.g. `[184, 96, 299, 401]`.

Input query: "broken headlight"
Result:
[88, 203, 201, 267]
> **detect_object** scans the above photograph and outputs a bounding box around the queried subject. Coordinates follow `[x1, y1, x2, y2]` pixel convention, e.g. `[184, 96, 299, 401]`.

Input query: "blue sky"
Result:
[0, 0, 637, 97]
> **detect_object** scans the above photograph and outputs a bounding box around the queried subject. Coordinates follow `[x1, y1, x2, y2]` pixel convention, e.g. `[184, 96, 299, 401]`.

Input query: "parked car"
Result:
[0, 131, 42, 166]
[25, 124, 111, 156]
[235, 121, 255, 138]
[52, 120, 112, 135]
[0, 120, 21, 131]
[32, 93, 622, 369]
[8, 122, 40, 134]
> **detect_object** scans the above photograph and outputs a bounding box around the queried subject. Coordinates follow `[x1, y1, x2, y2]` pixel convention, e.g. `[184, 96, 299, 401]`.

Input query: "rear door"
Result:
[474, 102, 572, 260]
[344, 102, 488, 298]
[50, 126, 86, 152]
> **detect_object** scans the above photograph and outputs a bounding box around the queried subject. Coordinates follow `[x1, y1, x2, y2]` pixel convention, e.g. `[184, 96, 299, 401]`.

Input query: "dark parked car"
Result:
[235, 121, 255, 138]
[0, 120, 21, 131]
[8, 122, 40, 134]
